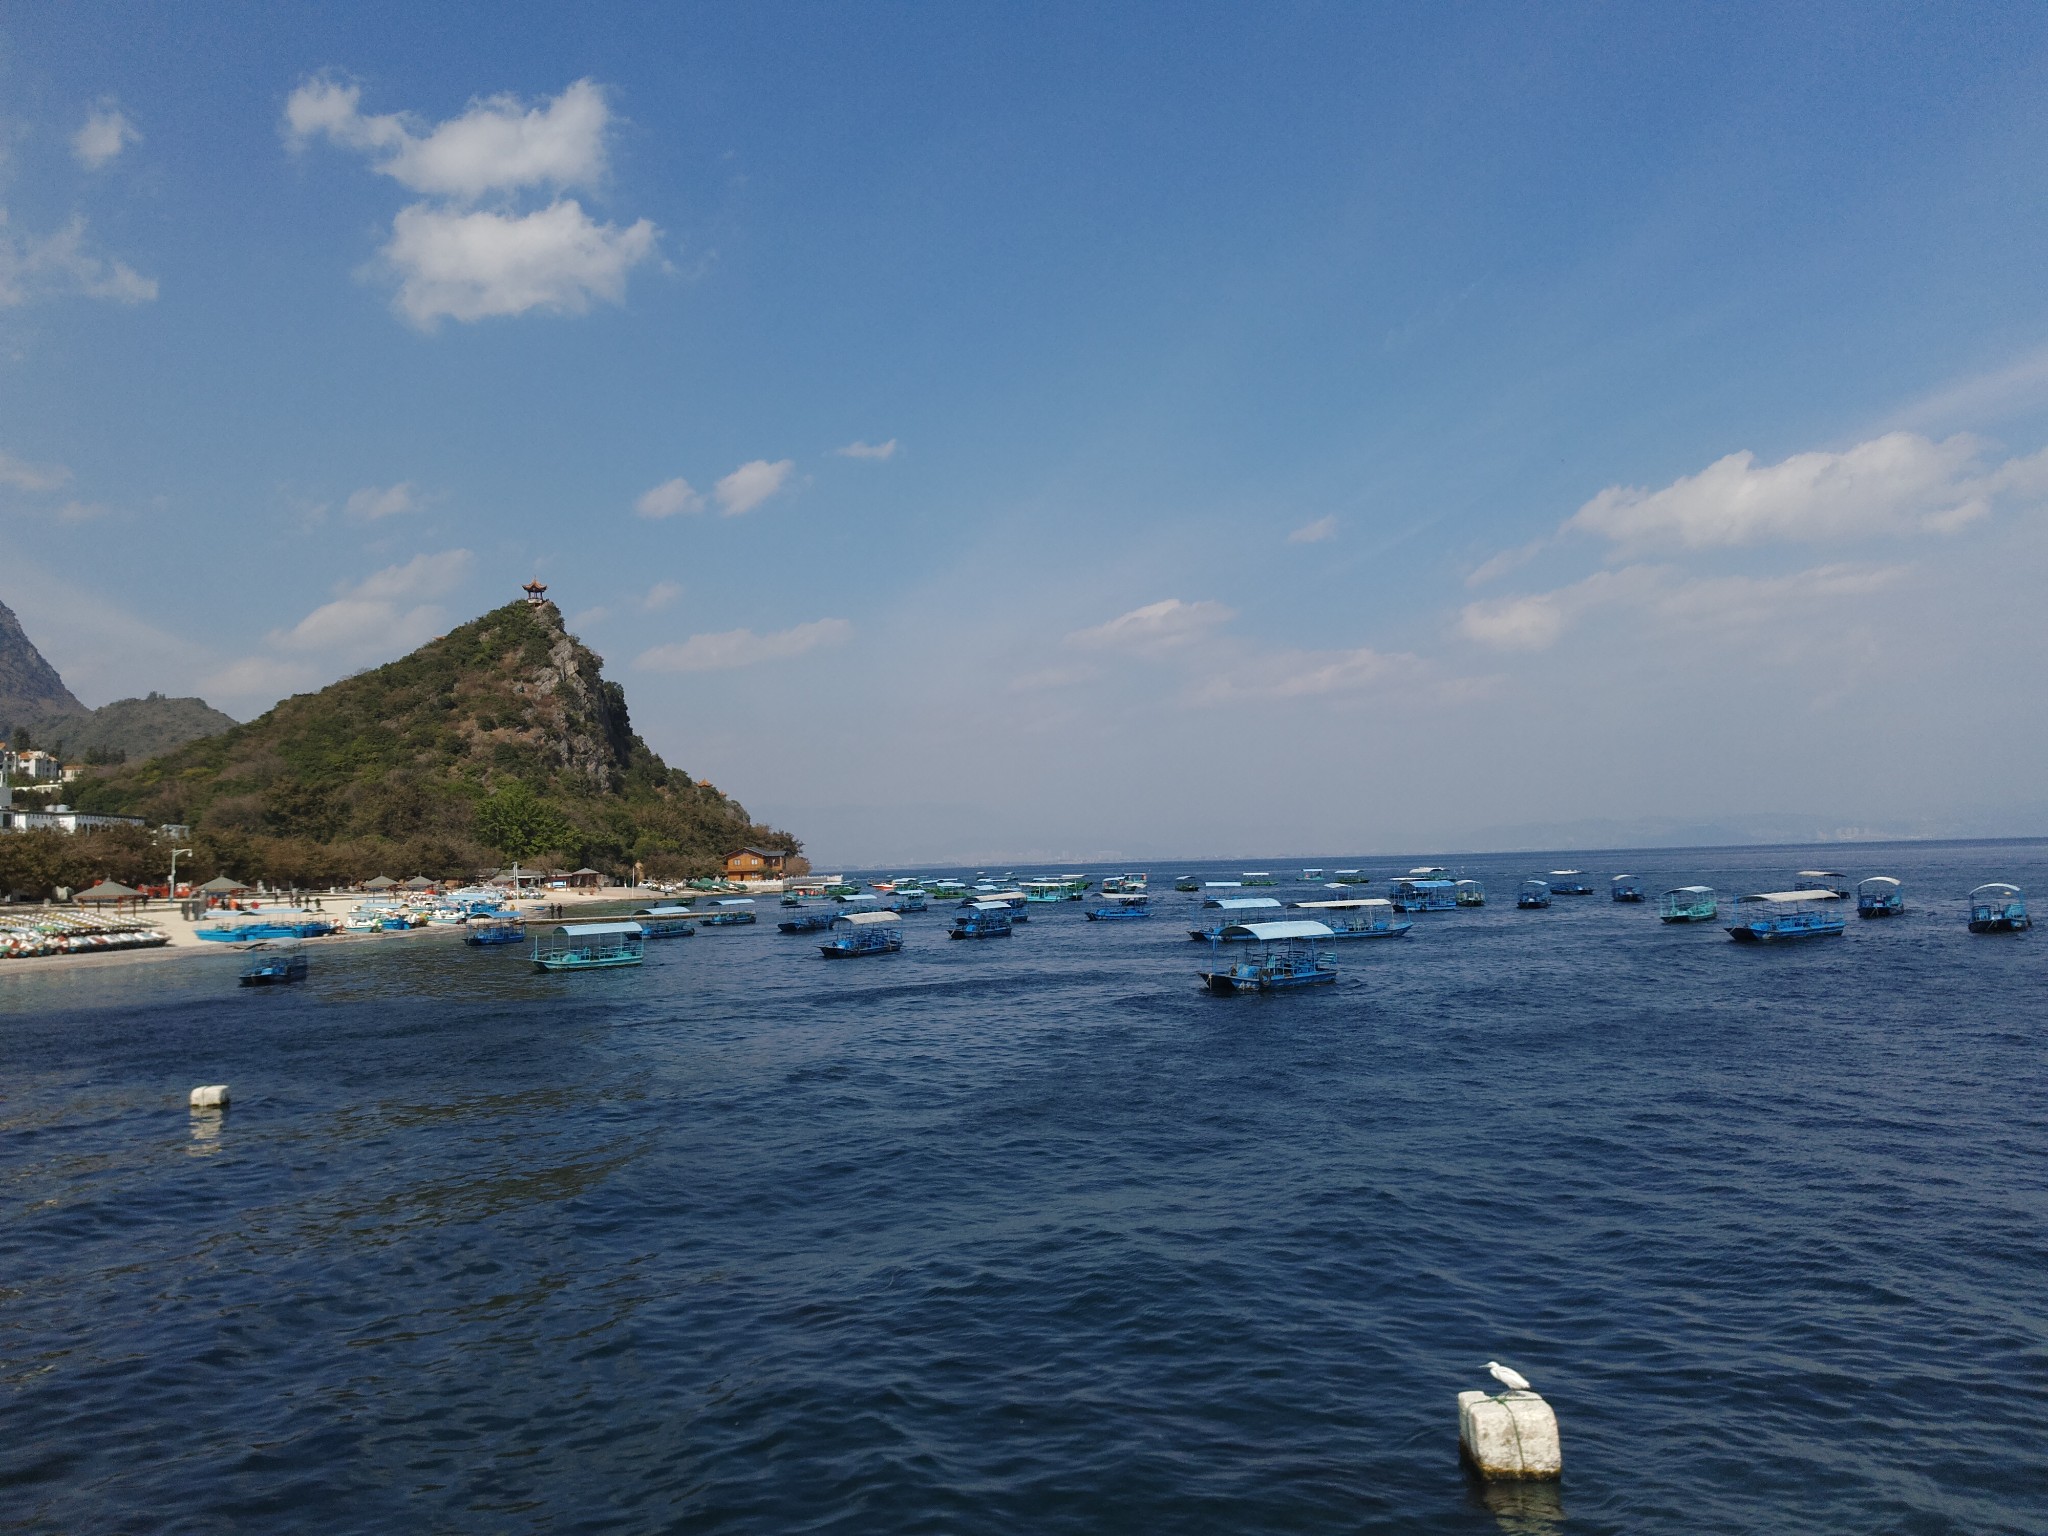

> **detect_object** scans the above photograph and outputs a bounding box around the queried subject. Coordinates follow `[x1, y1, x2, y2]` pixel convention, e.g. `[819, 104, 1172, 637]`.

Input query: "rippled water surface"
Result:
[4, 841, 2046, 1534]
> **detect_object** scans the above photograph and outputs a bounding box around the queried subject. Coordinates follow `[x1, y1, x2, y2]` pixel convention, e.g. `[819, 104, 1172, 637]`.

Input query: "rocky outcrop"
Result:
[0, 598, 82, 729]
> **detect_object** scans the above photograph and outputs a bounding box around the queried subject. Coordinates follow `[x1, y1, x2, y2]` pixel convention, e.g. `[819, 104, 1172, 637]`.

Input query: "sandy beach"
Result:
[0, 886, 681, 974]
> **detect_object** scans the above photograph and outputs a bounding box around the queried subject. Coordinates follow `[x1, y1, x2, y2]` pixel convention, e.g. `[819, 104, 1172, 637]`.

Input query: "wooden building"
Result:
[723, 846, 790, 883]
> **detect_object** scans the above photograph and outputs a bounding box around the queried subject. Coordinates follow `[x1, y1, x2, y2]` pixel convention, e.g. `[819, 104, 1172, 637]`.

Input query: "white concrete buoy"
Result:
[1459, 1362, 1560, 1480]
[189, 1084, 230, 1110]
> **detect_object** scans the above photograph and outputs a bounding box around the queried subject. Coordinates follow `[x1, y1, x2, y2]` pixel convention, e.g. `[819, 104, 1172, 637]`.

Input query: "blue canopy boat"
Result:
[1290, 897, 1411, 939]
[1856, 876, 1904, 919]
[238, 942, 308, 986]
[1967, 883, 2030, 934]
[1198, 920, 1338, 994]
[532, 921, 645, 971]
[1656, 886, 1718, 923]
[464, 910, 527, 946]
[634, 905, 699, 939]
[1086, 893, 1151, 921]
[819, 909, 904, 957]
[1725, 889, 1845, 943]
[698, 899, 757, 927]
[1611, 874, 1645, 902]
[778, 911, 838, 933]
[1517, 879, 1552, 909]
[198, 914, 336, 942]
[893, 887, 928, 912]
[1190, 896, 1285, 940]
[950, 900, 1015, 939]
[1391, 877, 1459, 912]
[1548, 870, 1593, 895]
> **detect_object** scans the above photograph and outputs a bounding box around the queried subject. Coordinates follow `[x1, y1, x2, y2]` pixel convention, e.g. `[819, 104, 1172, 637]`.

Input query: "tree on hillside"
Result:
[474, 780, 576, 862]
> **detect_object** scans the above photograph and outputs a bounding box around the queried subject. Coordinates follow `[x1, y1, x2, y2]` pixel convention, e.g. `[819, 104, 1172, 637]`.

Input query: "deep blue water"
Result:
[3, 840, 2046, 1535]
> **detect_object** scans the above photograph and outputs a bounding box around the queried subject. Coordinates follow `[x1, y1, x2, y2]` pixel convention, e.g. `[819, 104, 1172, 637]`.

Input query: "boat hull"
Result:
[1968, 916, 2031, 934]
[1199, 967, 1337, 994]
[1725, 920, 1846, 943]
[818, 937, 903, 957]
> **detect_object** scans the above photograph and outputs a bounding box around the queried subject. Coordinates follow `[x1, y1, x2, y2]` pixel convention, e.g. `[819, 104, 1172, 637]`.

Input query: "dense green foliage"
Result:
[16, 693, 240, 763]
[54, 601, 799, 891]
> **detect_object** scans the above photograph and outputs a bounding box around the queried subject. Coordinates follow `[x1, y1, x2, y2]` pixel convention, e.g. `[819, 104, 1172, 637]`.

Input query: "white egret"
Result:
[1486, 1360, 1531, 1393]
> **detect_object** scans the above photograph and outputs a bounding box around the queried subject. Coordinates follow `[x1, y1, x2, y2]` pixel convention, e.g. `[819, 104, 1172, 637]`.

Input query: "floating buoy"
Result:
[1459, 1362, 1560, 1480]
[189, 1084, 230, 1109]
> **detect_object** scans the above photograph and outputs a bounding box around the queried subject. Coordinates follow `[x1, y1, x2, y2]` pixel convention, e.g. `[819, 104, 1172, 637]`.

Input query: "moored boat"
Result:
[532, 921, 645, 971]
[464, 910, 527, 946]
[1725, 889, 1846, 943]
[238, 942, 308, 986]
[1198, 920, 1338, 994]
[1796, 870, 1852, 898]
[1454, 878, 1486, 907]
[699, 899, 757, 927]
[1291, 897, 1411, 939]
[1967, 883, 2030, 934]
[1189, 895, 1285, 941]
[1391, 877, 1459, 912]
[1548, 870, 1593, 895]
[1517, 879, 1552, 910]
[777, 911, 837, 933]
[634, 905, 699, 939]
[1611, 874, 1645, 902]
[1085, 893, 1151, 921]
[1856, 876, 1904, 919]
[1656, 886, 1718, 923]
[949, 901, 1014, 939]
[819, 909, 904, 957]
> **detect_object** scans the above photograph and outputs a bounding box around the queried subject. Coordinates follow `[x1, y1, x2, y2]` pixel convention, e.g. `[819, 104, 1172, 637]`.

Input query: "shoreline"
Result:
[0, 885, 682, 975]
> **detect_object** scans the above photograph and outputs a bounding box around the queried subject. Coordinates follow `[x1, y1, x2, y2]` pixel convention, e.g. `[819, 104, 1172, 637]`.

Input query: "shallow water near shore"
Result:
[4, 839, 2046, 1534]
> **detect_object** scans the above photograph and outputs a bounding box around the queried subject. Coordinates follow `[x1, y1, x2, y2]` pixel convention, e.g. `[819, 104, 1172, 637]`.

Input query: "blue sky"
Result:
[6, 3, 2048, 863]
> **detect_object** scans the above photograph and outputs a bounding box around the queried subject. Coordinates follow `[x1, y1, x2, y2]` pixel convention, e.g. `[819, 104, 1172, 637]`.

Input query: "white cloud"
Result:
[285, 77, 610, 201]
[56, 500, 108, 523]
[284, 75, 658, 327]
[1065, 598, 1235, 655]
[73, 104, 140, 170]
[1191, 644, 1437, 706]
[1459, 562, 1904, 652]
[835, 439, 898, 460]
[1466, 538, 1547, 588]
[344, 481, 417, 520]
[635, 477, 703, 519]
[0, 451, 71, 492]
[0, 211, 156, 306]
[1567, 432, 1996, 551]
[1287, 515, 1337, 544]
[641, 580, 682, 611]
[270, 549, 473, 658]
[383, 199, 657, 328]
[636, 617, 851, 672]
[714, 458, 794, 516]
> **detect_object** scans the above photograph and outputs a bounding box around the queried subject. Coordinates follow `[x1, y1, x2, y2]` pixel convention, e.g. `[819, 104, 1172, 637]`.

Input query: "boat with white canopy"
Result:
[950, 901, 1015, 939]
[1085, 892, 1151, 921]
[1725, 890, 1845, 943]
[1517, 879, 1551, 909]
[532, 921, 645, 971]
[1290, 897, 1411, 939]
[1548, 870, 1593, 895]
[1391, 877, 1458, 912]
[1198, 920, 1338, 994]
[1455, 878, 1486, 907]
[1967, 883, 2030, 934]
[1189, 896, 1284, 941]
[819, 909, 903, 957]
[1796, 870, 1851, 898]
[1656, 886, 1718, 923]
[1855, 876, 1904, 918]
[1611, 875, 1645, 902]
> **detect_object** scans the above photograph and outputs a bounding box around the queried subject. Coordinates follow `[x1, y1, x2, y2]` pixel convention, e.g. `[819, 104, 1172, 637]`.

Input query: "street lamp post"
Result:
[168, 847, 193, 912]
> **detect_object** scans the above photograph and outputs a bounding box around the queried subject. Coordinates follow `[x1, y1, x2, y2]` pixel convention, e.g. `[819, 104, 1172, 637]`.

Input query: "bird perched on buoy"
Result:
[1486, 1360, 1531, 1393]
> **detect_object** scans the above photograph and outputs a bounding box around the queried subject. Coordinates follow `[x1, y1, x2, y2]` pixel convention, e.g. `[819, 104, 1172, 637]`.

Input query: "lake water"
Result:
[3, 840, 2045, 1534]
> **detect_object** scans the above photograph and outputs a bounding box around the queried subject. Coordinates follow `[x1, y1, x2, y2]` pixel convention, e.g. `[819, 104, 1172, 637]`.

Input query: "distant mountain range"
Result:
[0, 597, 238, 762]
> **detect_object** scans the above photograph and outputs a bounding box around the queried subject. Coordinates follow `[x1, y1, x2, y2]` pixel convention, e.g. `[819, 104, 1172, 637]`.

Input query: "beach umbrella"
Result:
[74, 880, 144, 906]
[197, 875, 248, 894]
[362, 875, 398, 890]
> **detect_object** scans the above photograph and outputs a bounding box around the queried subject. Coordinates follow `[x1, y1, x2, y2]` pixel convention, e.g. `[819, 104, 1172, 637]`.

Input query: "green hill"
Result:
[70, 599, 801, 887]
[18, 693, 240, 764]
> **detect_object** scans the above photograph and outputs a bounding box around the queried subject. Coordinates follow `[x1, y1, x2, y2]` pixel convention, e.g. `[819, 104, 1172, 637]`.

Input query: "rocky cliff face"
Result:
[73, 598, 798, 882]
[0, 598, 83, 729]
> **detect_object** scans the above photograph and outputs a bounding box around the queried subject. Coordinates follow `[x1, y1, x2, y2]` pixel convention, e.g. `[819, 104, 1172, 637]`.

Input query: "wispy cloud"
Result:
[835, 439, 898, 461]
[73, 102, 140, 170]
[0, 211, 157, 307]
[1566, 432, 2012, 552]
[344, 481, 418, 520]
[635, 477, 703, 518]
[1465, 537, 1547, 588]
[641, 580, 682, 611]
[270, 549, 474, 659]
[284, 75, 658, 328]
[636, 616, 850, 672]
[0, 450, 72, 492]
[1065, 598, 1235, 655]
[1287, 514, 1337, 544]
[714, 458, 794, 516]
